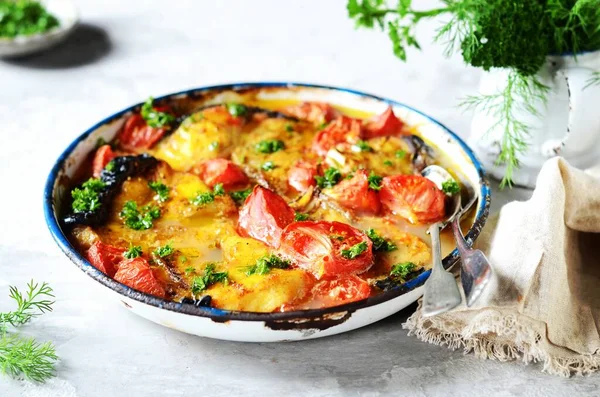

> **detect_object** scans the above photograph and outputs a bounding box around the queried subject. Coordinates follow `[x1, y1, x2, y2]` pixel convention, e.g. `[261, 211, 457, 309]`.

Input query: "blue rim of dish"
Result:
[43, 82, 491, 322]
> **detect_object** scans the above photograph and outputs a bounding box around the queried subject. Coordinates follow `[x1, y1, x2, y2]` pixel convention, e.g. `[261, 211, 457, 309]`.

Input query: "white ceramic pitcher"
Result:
[468, 51, 600, 188]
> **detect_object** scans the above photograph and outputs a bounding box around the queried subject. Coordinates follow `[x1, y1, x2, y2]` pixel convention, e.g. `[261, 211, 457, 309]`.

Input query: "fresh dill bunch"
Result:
[347, 0, 600, 186]
[0, 281, 58, 382]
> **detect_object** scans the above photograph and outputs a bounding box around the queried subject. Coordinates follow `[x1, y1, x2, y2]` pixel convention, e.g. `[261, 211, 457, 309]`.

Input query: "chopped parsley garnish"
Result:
[354, 140, 373, 152]
[96, 137, 107, 148]
[191, 264, 228, 295]
[153, 243, 174, 258]
[383, 160, 393, 167]
[315, 167, 342, 189]
[190, 184, 224, 206]
[140, 97, 175, 128]
[184, 266, 195, 275]
[148, 181, 169, 202]
[120, 201, 160, 230]
[442, 179, 460, 195]
[294, 212, 309, 222]
[208, 141, 219, 151]
[318, 122, 329, 130]
[261, 161, 276, 171]
[285, 124, 294, 132]
[330, 234, 345, 241]
[341, 241, 369, 259]
[246, 255, 291, 276]
[367, 172, 383, 191]
[365, 229, 397, 252]
[226, 103, 248, 118]
[180, 256, 188, 264]
[229, 188, 253, 205]
[390, 262, 417, 279]
[395, 150, 407, 159]
[71, 178, 106, 213]
[255, 139, 285, 154]
[213, 183, 225, 196]
[104, 160, 115, 172]
[124, 244, 143, 259]
[0, 1, 59, 38]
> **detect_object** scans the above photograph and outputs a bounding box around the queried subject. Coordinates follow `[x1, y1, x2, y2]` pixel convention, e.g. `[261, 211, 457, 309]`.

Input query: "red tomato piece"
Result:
[325, 169, 380, 214]
[86, 241, 124, 277]
[237, 186, 295, 248]
[288, 161, 317, 193]
[284, 102, 340, 124]
[279, 221, 374, 279]
[118, 114, 166, 150]
[92, 145, 116, 178]
[379, 175, 446, 224]
[196, 159, 248, 188]
[202, 105, 243, 126]
[310, 275, 371, 308]
[114, 257, 166, 299]
[312, 116, 362, 156]
[363, 106, 404, 139]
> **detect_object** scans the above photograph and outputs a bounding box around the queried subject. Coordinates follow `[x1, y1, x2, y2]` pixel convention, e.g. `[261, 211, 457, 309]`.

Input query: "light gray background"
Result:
[0, 1, 593, 396]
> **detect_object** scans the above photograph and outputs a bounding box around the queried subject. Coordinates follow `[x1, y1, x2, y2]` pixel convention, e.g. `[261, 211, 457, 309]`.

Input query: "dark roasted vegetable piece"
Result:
[403, 135, 435, 172]
[374, 267, 424, 291]
[63, 154, 159, 226]
[181, 295, 212, 307]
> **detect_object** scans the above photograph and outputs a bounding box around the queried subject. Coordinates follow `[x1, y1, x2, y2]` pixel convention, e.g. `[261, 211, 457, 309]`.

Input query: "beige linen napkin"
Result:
[403, 157, 600, 376]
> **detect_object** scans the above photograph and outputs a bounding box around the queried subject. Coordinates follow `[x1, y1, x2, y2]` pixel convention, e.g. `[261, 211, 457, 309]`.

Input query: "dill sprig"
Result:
[0, 281, 58, 382]
[461, 72, 550, 187]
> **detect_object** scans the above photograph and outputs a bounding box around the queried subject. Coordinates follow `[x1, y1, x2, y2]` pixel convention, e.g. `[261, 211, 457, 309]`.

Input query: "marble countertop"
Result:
[0, 0, 595, 396]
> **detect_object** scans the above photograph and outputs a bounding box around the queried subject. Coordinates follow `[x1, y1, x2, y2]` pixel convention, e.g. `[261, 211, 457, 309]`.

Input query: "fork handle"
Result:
[451, 216, 471, 255]
[429, 223, 444, 271]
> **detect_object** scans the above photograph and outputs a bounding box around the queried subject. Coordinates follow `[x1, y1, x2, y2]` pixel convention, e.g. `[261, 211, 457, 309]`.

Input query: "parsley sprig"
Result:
[390, 262, 417, 279]
[341, 241, 369, 259]
[246, 255, 291, 276]
[153, 243, 174, 258]
[255, 139, 285, 154]
[71, 178, 105, 213]
[0, 281, 58, 383]
[124, 244, 142, 259]
[315, 167, 342, 189]
[365, 229, 397, 252]
[148, 181, 170, 202]
[191, 264, 228, 295]
[367, 172, 383, 191]
[120, 201, 160, 230]
[190, 184, 225, 206]
[141, 97, 175, 129]
[441, 179, 460, 195]
[229, 188, 253, 205]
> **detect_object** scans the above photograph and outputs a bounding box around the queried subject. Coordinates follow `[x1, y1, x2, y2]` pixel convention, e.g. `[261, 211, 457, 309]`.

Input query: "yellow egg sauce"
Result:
[69, 98, 469, 313]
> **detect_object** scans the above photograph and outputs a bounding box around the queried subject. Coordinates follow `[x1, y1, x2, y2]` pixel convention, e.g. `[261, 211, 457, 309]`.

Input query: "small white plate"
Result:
[0, 0, 78, 58]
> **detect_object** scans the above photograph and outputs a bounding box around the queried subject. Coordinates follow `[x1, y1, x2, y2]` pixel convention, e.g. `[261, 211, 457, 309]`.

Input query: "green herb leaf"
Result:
[261, 161, 276, 171]
[208, 141, 219, 151]
[441, 179, 460, 195]
[383, 160, 393, 167]
[367, 172, 383, 191]
[190, 192, 215, 206]
[341, 241, 369, 259]
[213, 183, 225, 196]
[120, 201, 160, 230]
[294, 212, 309, 222]
[184, 266, 195, 275]
[246, 255, 291, 276]
[0, 281, 58, 382]
[104, 160, 115, 172]
[0, 1, 60, 38]
[315, 167, 342, 189]
[285, 124, 294, 132]
[390, 262, 416, 279]
[124, 244, 143, 259]
[395, 150, 406, 159]
[226, 103, 248, 118]
[153, 243, 174, 258]
[255, 139, 285, 154]
[71, 178, 106, 213]
[148, 181, 170, 202]
[140, 97, 175, 129]
[354, 140, 373, 152]
[229, 188, 253, 205]
[365, 229, 397, 252]
[191, 264, 228, 295]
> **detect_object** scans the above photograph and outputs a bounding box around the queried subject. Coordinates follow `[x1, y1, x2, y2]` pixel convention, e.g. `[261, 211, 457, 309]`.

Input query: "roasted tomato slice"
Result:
[86, 241, 124, 277]
[92, 145, 116, 178]
[379, 175, 446, 224]
[114, 257, 166, 298]
[310, 275, 371, 308]
[279, 221, 374, 279]
[284, 102, 340, 124]
[118, 114, 166, 150]
[196, 158, 248, 188]
[312, 116, 363, 156]
[363, 106, 404, 139]
[325, 169, 380, 214]
[288, 161, 317, 192]
[238, 186, 295, 248]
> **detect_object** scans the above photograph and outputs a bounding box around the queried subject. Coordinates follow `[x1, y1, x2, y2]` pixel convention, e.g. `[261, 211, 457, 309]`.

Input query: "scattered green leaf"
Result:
[341, 241, 369, 259]
[390, 262, 416, 279]
[395, 150, 406, 159]
[294, 212, 309, 221]
[261, 161, 276, 171]
[124, 244, 142, 259]
[226, 103, 248, 118]
[315, 167, 342, 189]
[120, 201, 160, 230]
[229, 188, 253, 205]
[153, 243, 174, 258]
[148, 181, 170, 202]
[354, 140, 373, 152]
[255, 139, 285, 154]
[365, 229, 397, 252]
[141, 97, 175, 128]
[383, 160, 393, 167]
[441, 179, 460, 195]
[246, 255, 291, 276]
[191, 264, 228, 295]
[367, 172, 383, 191]
[71, 178, 105, 213]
